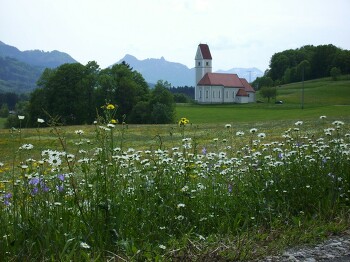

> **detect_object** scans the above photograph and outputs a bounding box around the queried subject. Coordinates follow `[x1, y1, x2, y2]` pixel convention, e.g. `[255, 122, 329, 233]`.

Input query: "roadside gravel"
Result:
[258, 230, 350, 262]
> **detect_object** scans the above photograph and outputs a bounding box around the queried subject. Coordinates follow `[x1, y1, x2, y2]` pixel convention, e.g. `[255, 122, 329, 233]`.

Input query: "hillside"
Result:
[274, 76, 350, 106]
[0, 41, 77, 69]
[176, 77, 350, 124]
[0, 41, 78, 93]
[0, 56, 42, 93]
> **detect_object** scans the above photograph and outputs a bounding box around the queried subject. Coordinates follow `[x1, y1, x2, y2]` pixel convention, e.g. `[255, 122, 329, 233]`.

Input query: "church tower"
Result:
[195, 44, 212, 101]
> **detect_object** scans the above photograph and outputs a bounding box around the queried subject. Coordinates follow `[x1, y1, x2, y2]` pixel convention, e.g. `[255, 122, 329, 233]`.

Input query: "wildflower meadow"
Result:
[0, 105, 349, 261]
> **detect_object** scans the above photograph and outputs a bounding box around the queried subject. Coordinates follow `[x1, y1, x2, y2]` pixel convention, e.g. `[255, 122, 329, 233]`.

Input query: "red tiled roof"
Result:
[236, 88, 249, 96]
[199, 44, 212, 59]
[240, 78, 256, 93]
[198, 73, 244, 87]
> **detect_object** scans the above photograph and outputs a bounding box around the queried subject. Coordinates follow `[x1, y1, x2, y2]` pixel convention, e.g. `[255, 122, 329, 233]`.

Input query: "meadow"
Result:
[0, 77, 349, 261]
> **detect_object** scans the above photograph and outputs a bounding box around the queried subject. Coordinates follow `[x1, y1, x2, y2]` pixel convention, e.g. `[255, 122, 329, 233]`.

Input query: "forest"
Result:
[253, 44, 350, 88]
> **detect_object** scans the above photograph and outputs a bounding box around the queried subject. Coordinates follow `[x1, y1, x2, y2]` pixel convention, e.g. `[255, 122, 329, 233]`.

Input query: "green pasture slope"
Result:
[176, 77, 350, 124]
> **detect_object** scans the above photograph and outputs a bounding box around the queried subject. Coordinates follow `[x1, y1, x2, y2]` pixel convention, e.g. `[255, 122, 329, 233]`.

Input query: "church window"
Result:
[206, 62, 209, 66]
[206, 90, 208, 98]
[198, 62, 201, 66]
[213, 91, 215, 98]
[226, 91, 228, 98]
[199, 90, 202, 98]
[219, 90, 221, 98]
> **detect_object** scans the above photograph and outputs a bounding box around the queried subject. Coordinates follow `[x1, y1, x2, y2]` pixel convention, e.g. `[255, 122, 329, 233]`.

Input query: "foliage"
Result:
[0, 104, 9, 118]
[330, 67, 341, 81]
[95, 62, 149, 123]
[28, 63, 96, 125]
[27, 61, 177, 125]
[0, 112, 349, 260]
[173, 93, 191, 103]
[169, 86, 195, 99]
[0, 92, 28, 110]
[259, 86, 277, 102]
[252, 76, 274, 90]
[265, 44, 350, 85]
[149, 80, 176, 124]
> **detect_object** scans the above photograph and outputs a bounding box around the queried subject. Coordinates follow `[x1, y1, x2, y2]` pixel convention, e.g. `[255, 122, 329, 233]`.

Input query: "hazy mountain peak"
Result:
[115, 54, 262, 87]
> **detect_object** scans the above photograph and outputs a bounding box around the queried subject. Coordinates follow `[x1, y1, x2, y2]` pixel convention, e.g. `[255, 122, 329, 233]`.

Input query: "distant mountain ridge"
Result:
[0, 41, 78, 92]
[116, 54, 195, 87]
[116, 54, 263, 87]
[0, 41, 77, 69]
[0, 41, 264, 93]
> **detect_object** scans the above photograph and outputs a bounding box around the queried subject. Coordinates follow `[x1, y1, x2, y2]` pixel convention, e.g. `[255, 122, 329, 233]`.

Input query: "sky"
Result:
[1, 0, 350, 72]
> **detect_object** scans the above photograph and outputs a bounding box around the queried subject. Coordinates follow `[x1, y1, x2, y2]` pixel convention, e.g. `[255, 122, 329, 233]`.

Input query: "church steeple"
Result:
[195, 44, 212, 86]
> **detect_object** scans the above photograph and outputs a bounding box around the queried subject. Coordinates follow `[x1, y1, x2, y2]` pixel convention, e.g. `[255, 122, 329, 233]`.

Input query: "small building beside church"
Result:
[195, 44, 256, 104]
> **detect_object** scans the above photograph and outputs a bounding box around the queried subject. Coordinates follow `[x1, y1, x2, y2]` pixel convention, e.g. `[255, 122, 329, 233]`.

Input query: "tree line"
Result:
[5, 61, 176, 127]
[253, 44, 350, 89]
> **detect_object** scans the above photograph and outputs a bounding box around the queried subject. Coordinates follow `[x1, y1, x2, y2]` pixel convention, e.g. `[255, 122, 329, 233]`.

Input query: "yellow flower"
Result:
[110, 119, 118, 124]
[106, 104, 115, 110]
[178, 117, 189, 126]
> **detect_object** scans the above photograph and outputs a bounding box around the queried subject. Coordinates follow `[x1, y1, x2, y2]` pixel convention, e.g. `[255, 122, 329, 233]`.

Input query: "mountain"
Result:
[116, 54, 195, 87]
[117, 55, 263, 87]
[0, 41, 77, 69]
[0, 41, 78, 93]
[0, 56, 42, 93]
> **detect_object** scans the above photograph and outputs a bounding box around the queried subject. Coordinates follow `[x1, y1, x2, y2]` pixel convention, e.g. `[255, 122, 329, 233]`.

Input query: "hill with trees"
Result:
[0, 41, 78, 93]
[253, 44, 350, 89]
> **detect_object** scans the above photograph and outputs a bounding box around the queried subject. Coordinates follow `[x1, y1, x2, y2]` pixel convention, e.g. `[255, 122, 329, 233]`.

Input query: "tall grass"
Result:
[0, 110, 349, 260]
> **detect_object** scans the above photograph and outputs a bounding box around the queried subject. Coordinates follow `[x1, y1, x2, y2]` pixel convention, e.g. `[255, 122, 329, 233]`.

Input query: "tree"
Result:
[259, 87, 277, 103]
[173, 93, 190, 103]
[252, 76, 273, 90]
[268, 54, 290, 80]
[0, 104, 9, 117]
[29, 62, 99, 125]
[149, 80, 175, 124]
[330, 67, 341, 81]
[95, 63, 149, 123]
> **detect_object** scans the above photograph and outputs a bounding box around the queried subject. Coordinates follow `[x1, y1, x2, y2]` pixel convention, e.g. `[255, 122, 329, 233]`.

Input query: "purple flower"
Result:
[42, 185, 50, 192]
[4, 193, 12, 199]
[56, 185, 64, 192]
[31, 187, 39, 195]
[29, 177, 40, 185]
[201, 147, 207, 155]
[3, 192, 12, 206]
[57, 174, 65, 181]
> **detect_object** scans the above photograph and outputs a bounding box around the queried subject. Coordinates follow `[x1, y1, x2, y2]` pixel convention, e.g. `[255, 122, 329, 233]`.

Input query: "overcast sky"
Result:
[1, 0, 349, 72]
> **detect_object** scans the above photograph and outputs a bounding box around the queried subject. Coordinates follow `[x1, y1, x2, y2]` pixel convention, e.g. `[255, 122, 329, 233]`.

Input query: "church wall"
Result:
[197, 86, 244, 104]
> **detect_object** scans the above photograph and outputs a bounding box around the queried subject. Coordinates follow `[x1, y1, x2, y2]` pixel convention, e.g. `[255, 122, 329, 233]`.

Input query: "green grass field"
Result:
[176, 77, 350, 124]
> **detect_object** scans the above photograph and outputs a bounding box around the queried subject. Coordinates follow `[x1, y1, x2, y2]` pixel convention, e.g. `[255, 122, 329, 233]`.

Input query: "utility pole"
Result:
[248, 70, 252, 83]
[301, 66, 304, 109]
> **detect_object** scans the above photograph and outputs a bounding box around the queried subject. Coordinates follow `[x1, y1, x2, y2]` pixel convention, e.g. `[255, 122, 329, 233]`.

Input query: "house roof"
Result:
[239, 78, 255, 93]
[198, 44, 212, 59]
[198, 73, 244, 87]
[236, 88, 249, 96]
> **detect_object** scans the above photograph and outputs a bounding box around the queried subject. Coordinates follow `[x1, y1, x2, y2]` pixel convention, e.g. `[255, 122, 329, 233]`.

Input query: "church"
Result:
[195, 44, 256, 104]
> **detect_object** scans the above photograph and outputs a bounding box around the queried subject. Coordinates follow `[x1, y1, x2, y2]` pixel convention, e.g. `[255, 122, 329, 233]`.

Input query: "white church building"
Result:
[195, 44, 256, 104]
